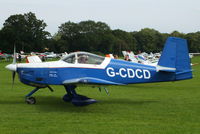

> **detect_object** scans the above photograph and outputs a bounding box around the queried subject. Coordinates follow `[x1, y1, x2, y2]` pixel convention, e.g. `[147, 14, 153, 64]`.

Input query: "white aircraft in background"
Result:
[122, 51, 159, 66]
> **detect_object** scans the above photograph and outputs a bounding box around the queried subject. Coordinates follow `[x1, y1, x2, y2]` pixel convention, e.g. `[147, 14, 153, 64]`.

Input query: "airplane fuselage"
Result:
[17, 58, 175, 87]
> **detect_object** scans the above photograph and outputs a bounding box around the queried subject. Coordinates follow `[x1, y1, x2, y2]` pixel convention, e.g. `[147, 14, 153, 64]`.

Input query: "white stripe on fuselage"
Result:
[17, 57, 111, 69]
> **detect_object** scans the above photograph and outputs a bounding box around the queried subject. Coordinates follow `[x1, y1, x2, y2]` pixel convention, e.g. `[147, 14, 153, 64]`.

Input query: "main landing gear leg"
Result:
[63, 85, 97, 106]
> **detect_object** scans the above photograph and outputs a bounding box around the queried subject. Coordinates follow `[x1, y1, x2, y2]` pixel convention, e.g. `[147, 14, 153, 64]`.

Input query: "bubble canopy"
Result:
[61, 52, 105, 65]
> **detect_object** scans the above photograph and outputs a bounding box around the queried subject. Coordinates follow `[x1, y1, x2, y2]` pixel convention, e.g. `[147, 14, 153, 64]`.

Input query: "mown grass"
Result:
[0, 57, 199, 134]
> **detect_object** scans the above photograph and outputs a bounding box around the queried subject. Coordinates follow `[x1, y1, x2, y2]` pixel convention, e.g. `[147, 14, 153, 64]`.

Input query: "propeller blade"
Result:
[12, 71, 16, 88]
[13, 44, 16, 64]
[9, 44, 17, 88]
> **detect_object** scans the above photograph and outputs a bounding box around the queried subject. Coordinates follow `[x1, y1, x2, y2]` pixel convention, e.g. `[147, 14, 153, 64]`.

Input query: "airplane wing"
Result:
[62, 77, 125, 85]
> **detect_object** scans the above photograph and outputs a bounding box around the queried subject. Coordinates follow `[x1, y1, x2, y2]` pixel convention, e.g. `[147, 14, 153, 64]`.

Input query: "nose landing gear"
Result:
[25, 86, 53, 104]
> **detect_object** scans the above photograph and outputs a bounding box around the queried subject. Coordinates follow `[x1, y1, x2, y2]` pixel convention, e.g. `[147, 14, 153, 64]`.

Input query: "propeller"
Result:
[5, 45, 17, 88]
[12, 45, 17, 87]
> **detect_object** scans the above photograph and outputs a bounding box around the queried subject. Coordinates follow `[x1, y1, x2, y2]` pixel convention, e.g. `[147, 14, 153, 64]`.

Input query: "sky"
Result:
[0, 0, 200, 35]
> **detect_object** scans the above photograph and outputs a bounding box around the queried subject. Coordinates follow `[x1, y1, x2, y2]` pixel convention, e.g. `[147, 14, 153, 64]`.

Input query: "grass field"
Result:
[0, 57, 200, 134]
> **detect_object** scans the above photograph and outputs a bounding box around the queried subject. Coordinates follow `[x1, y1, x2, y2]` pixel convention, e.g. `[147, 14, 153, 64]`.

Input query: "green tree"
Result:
[58, 21, 79, 40]
[112, 29, 136, 55]
[134, 28, 163, 53]
[0, 12, 49, 53]
[185, 32, 200, 52]
[170, 31, 185, 38]
[58, 20, 112, 53]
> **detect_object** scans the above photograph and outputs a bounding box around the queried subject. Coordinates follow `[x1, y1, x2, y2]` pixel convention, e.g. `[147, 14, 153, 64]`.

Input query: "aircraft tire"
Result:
[25, 97, 36, 104]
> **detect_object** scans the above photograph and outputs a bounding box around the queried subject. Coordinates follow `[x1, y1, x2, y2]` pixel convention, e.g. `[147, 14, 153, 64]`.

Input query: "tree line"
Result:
[0, 12, 200, 55]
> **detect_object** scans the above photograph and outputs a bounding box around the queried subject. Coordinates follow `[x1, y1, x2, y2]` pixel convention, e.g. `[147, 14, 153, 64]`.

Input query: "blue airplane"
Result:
[5, 37, 192, 106]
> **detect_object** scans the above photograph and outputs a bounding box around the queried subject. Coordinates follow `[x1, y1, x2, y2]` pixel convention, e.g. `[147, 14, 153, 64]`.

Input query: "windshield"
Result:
[62, 54, 76, 63]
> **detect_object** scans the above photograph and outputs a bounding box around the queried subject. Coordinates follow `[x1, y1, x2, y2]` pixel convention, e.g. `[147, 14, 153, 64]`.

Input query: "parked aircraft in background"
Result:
[122, 51, 159, 66]
[44, 52, 58, 58]
[0, 53, 12, 61]
[5, 37, 193, 106]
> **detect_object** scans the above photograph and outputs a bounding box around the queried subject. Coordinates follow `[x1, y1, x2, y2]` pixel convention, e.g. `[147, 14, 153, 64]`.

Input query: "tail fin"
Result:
[157, 37, 192, 80]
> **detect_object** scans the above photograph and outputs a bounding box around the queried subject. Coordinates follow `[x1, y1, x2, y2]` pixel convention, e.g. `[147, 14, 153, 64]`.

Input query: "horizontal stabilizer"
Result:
[156, 65, 176, 72]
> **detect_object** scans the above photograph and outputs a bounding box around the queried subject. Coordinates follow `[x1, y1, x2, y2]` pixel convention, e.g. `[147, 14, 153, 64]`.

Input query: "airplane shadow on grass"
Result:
[0, 96, 158, 113]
